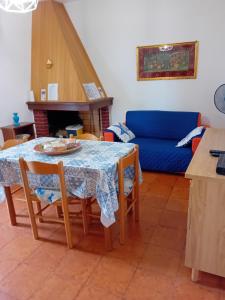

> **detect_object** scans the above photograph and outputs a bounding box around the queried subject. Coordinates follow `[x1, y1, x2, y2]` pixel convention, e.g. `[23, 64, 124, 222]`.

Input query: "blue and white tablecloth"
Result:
[0, 138, 138, 227]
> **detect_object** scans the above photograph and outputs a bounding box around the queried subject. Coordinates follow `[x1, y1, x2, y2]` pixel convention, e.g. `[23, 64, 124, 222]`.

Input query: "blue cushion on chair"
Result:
[124, 178, 134, 196]
[131, 137, 192, 173]
[35, 188, 61, 203]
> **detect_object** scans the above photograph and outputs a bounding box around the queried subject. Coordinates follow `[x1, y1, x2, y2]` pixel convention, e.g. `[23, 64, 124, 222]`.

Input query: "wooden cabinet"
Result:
[185, 128, 225, 281]
[0, 122, 35, 141]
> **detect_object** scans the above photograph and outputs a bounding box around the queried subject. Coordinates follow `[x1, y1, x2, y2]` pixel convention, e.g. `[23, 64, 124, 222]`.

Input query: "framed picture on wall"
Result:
[83, 83, 101, 100]
[136, 41, 199, 81]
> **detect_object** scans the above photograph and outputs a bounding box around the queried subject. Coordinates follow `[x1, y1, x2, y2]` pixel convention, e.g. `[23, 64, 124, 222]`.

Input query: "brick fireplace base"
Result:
[101, 106, 110, 130]
[33, 110, 49, 137]
[27, 99, 113, 138]
[32, 106, 110, 138]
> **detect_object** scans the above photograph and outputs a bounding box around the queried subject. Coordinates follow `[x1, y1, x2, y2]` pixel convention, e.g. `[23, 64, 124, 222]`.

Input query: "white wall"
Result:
[0, 11, 32, 144]
[66, 0, 225, 128]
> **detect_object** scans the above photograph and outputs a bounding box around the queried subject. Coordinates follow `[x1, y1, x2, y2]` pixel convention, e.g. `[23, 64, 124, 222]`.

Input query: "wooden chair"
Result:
[72, 132, 112, 249]
[19, 158, 74, 248]
[81, 197, 113, 250]
[76, 133, 102, 141]
[1, 138, 24, 150]
[0, 139, 25, 195]
[72, 132, 111, 248]
[82, 146, 139, 248]
[118, 146, 139, 244]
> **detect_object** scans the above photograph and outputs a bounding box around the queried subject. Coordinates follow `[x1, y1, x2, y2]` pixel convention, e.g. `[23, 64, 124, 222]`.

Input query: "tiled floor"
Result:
[0, 172, 224, 299]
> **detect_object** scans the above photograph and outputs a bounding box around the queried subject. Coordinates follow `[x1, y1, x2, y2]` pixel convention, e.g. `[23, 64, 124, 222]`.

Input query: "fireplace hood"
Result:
[30, 0, 112, 104]
[28, 0, 113, 136]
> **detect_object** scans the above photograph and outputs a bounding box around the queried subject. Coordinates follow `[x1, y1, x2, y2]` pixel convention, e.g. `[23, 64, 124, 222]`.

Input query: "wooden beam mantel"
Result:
[26, 98, 113, 112]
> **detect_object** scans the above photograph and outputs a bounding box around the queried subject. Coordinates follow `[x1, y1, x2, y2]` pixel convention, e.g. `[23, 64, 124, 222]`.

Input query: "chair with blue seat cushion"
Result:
[19, 158, 77, 248]
[118, 146, 140, 244]
[83, 146, 140, 246]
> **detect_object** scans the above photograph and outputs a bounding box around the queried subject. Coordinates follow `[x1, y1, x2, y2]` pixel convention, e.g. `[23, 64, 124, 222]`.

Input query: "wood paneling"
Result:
[31, 0, 106, 102]
[186, 128, 225, 181]
[185, 179, 225, 278]
[185, 128, 225, 280]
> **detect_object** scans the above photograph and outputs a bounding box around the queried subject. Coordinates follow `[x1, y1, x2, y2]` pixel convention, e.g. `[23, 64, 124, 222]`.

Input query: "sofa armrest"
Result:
[192, 125, 209, 154]
[103, 129, 123, 142]
[192, 137, 202, 154]
[103, 131, 115, 142]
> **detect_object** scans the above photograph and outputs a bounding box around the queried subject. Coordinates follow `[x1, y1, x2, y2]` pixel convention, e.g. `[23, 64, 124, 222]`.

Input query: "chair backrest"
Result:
[76, 133, 101, 141]
[118, 146, 139, 198]
[1, 139, 24, 150]
[19, 158, 67, 201]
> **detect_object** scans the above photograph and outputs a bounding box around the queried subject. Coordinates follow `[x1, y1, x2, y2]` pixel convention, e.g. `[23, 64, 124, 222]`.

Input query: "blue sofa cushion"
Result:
[107, 122, 135, 142]
[126, 110, 199, 140]
[131, 137, 192, 173]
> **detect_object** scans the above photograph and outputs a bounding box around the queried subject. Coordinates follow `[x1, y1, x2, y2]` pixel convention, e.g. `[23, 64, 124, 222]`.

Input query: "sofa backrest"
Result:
[126, 110, 200, 140]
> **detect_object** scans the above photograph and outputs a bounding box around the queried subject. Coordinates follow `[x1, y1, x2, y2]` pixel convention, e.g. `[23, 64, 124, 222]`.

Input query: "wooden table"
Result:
[0, 137, 137, 228]
[185, 128, 225, 281]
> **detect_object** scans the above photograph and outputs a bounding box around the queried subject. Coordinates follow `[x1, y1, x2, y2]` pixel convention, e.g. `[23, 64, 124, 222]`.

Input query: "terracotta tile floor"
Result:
[0, 172, 224, 300]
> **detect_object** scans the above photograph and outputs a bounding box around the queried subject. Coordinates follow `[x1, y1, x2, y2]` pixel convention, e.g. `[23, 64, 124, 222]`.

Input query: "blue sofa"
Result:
[104, 110, 201, 173]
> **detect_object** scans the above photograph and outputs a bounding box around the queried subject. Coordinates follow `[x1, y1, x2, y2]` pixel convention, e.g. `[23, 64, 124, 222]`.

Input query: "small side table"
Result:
[1, 122, 35, 141]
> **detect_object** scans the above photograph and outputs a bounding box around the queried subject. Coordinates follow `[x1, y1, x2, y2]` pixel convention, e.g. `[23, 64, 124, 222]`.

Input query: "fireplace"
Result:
[47, 110, 82, 137]
[27, 98, 113, 138]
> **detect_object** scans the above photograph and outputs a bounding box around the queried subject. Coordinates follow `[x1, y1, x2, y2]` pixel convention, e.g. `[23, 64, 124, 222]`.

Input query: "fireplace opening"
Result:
[47, 110, 83, 137]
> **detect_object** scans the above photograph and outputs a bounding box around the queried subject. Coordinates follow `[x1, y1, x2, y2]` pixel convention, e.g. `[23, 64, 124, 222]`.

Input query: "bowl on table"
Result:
[34, 139, 81, 156]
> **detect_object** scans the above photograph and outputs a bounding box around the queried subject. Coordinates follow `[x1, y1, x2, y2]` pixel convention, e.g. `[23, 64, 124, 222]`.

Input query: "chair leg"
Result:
[119, 199, 127, 245]
[61, 203, 73, 249]
[56, 205, 63, 218]
[4, 186, 16, 226]
[128, 194, 133, 215]
[104, 226, 113, 251]
[27, 200, 39, 240]
[81, 199, 89, 235]
[10, 185, 23, 195]
[134, 186, 140, 222]
[87, 201, 93, 225]
[36, 201, 43, 223]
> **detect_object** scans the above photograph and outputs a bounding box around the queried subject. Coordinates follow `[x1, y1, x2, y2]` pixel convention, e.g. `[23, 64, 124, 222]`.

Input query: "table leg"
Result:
[191, 268, 199, 282]
[4, 186, 16, 226]
[104, 226, 113, 251]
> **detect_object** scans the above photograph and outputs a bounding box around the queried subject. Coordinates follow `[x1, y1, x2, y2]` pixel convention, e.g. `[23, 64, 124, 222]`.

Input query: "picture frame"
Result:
[83, 83, 101, 100]
[48, 83, 58, 101]
[136, 41, 199, 81]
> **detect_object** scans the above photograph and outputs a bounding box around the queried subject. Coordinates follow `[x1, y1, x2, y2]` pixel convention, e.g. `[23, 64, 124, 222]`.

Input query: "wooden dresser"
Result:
[1, 122, 35, 141]
[185, 128, 225, 281]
